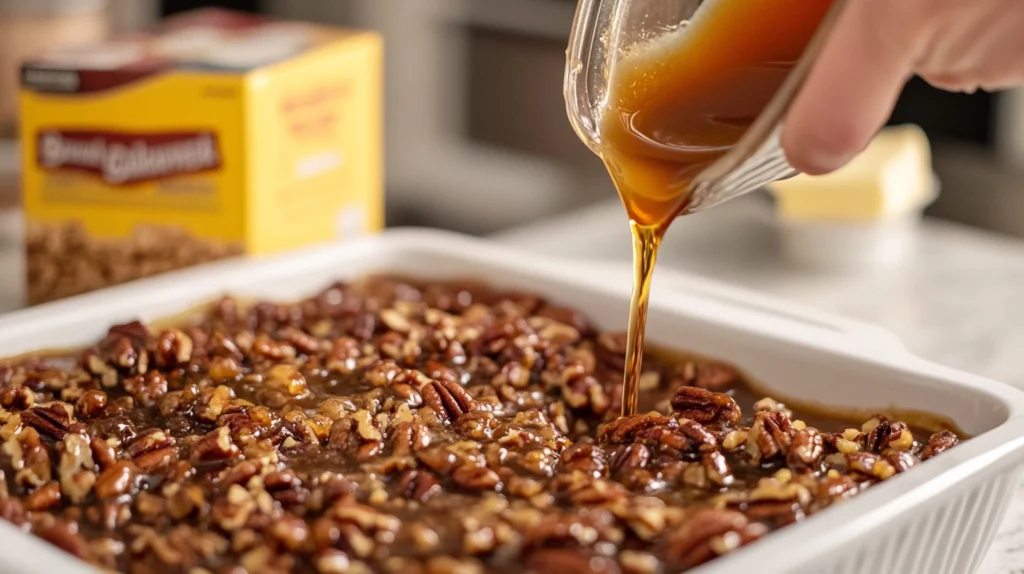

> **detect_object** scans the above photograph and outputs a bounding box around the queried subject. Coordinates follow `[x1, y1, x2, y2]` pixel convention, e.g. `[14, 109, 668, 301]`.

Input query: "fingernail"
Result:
[794, 148, 856, 175]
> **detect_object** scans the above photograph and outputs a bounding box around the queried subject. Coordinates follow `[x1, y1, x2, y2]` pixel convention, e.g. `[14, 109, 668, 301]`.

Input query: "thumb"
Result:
[782, 5, 915, 175]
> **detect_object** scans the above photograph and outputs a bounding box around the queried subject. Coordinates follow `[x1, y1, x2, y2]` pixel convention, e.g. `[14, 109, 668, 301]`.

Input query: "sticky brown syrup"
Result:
[596, 0, 835, 416]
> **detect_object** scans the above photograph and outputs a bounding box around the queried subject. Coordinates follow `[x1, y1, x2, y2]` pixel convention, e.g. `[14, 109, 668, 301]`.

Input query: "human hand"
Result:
[781, 0, 1024, 175]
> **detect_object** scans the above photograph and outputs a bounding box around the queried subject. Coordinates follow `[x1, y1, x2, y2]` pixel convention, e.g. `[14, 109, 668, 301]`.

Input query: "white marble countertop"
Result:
[491, 196, 1024, 574]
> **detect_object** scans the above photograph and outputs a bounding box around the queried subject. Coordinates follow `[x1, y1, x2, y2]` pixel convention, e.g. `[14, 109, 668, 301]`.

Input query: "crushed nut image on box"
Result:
[27, 221, 243, 304]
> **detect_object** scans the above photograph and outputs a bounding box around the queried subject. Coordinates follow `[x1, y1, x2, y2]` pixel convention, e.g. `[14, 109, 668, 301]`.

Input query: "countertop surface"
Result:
[491, 195, 1024, 574]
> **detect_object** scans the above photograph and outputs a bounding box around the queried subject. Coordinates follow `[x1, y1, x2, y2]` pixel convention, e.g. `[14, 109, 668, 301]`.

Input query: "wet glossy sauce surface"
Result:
[0, 277, 961, 574]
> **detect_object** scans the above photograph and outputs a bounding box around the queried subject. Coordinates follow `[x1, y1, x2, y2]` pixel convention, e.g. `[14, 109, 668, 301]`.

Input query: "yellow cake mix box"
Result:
[19, 9, 383, 304]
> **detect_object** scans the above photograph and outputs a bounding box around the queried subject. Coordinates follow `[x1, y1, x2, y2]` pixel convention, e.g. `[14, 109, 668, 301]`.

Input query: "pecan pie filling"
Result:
[0, 278, 961, 574]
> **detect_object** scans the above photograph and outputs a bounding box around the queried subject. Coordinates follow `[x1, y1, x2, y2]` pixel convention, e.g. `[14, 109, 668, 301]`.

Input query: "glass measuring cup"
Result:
[564, 0, 848, 214]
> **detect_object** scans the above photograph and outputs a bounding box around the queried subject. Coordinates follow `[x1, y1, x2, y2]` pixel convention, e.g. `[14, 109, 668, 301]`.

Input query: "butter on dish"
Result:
[769, 124, 935, 222]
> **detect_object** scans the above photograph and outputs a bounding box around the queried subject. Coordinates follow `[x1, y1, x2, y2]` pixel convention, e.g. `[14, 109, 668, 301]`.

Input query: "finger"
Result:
[782, 3, 916, 175]
[920, 3, 1024, 92]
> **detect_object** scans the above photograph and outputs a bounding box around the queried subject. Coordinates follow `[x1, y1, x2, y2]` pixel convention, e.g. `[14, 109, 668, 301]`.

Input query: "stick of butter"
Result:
[768, 124, 935, 222]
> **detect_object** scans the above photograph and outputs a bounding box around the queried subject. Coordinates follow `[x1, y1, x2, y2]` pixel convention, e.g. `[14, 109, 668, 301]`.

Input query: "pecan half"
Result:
[395, 469, 442, 503]
[664, 509, 766, 569]
[670, 387, 740, 425]
[94, 461, 136, 499]
[747, 411, 794, 463]
[598, 414, 677, 445]
[526, 549, 621, 574]
[559, 443, 608, 476]
[452, 466, 502, 492]
[786, 429, 825, 472]
[21, 403, 72, 441]
[609, 444, 650, 476]
[634, 419, 717, 454]
[422, 380, 478, 424]
[24, 481, 62, 511]
[675, 361, 741, 390]
[391, 420, 431, 457]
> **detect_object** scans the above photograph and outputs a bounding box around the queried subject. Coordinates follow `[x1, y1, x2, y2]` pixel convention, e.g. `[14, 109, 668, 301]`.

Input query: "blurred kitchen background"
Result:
[1, 0, 1023, 237]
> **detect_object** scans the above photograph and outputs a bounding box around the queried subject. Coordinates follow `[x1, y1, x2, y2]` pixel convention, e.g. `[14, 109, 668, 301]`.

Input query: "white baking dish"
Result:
[0, 228, 1022, 574]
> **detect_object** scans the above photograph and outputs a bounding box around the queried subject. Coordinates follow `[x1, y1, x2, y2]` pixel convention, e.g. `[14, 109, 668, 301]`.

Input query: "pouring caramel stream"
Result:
[597, 0, 834, 416]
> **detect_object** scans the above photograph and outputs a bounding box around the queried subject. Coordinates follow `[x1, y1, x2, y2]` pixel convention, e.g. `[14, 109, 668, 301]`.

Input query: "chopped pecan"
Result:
[595, 332, 628, 371]
[74, 390, 107, 419]
[266, 469, 310, 506]
[452, 466, 502, 492]
[123, 371, 169, 407]
[922, 430, 959, 460]
[34, 518, 91, 559]
[279, 327, 322, 355]
[99, 321, 148, 375]
[535, 304, 595, 336]
[882, 450, 917, 473]
[327, 418, 357, 451]
[561, 373, 611, 416]
[675, 361, 741, 390]
[221, 460, 261, 487]
[153, 328, 193, 368]
[0, 385, 35, 410]
[703, 452, 733, 486]
[24, 481, 62, 511]
[190, 427, 241, 463]
[522, 509, 617, 549]
[817, 472, 863, 501]
[89, 436, 117, 470]
[0, 497, 26, 526]
[125, 429, 177, 474]
[94, 461, 136, 500]
[725, 479, 812, 525]
[842, 452, 897, 480]
[6, 427, 53, 487]
[670, 387, 741, 425]
[864, 419, 910, 453]
[58, 433, 97, 504]
[560, 443, 608, 477]
[395, 469, 442, 503]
